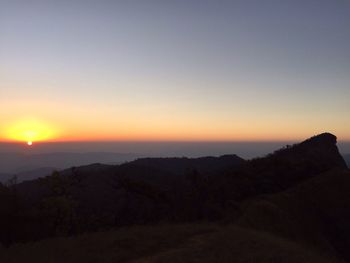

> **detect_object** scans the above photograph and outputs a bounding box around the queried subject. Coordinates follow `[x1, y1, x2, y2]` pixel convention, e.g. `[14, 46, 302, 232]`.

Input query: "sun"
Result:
[3, 119, 58, 143]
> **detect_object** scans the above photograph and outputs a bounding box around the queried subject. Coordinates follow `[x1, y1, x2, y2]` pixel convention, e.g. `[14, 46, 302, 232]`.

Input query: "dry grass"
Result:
[0, 224, 216, 263]
[0, 223, 342, 263]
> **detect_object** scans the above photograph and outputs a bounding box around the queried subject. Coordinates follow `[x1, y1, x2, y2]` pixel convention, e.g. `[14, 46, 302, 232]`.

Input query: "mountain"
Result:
[0, 132, 349, 262]
[238, 169, 350, 261]
[0, 152, 139, 174]
[209, 132, 347, 201]
[343, 153, 350, 167]
[10, 133, 346, 232]
[16, 167, 57, 182]
[0, 173, 14, 184]
[0, 167, 56, 184]
[129, 154, 245, 175]
[14, 154, 246, 228]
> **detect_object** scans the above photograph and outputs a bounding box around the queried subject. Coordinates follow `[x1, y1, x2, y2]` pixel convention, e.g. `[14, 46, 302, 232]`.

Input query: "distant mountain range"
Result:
[1, 149, 347, 184]
[0, 153, 245, 183]
[129, 154, 245, 175]
[0, 167, 56, 184]
[0, 152, 141, 182]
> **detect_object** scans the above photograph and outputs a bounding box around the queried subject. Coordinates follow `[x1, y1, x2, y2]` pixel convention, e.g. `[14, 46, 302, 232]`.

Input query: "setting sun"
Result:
[3, 119, 59, 143]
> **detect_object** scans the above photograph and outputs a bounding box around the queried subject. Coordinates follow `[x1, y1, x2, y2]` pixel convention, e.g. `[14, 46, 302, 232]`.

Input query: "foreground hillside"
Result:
[0, 224, 341, 263]
[344, 154, 350, 167]
[0, 133, 349, 262]
[238, 169, 350, 261]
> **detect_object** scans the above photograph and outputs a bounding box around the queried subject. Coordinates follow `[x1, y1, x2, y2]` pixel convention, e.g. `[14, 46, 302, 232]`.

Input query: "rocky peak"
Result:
[288, 132, 347, 170]
[221, 133, 348, 200]
[300, 132, 338, 147]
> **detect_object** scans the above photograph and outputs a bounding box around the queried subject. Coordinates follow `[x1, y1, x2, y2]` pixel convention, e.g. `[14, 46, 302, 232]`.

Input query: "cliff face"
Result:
[281, 133, 347, 170]
[211, 133, 348, 201]
[232, 135, 350, 261]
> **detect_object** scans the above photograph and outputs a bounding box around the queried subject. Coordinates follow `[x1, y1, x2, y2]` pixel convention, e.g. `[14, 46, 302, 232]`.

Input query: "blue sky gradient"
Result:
[1, 0, 349, 141]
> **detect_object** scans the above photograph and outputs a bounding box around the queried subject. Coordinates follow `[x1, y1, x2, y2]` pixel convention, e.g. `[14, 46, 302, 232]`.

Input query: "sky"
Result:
[1, 0, 349, 142]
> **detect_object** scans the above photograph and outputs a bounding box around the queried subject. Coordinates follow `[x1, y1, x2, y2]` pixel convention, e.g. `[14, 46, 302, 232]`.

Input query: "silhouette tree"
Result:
[0, 176, 20, 246]
[39, 171, 79, 236]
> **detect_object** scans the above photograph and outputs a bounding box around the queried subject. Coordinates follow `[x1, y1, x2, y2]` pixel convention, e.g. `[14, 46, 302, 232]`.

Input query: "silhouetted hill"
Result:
[344, 153, 350, 167]
[129, 154, 245, 175]
[1, 133, 349, 262]
[16, 167, 56, 182]
[0, 152, 139, 174]
[0, 173, 14, 184]
[0, 167, 56, 184]
[15, 155, 245, 225]
[238, 169, 350, 261]
[10, 133, 345, 232]
[209, 133, 347, 202]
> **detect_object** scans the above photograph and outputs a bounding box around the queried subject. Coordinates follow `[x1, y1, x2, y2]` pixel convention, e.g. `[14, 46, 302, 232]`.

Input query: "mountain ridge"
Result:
[0, 132, 349, 262]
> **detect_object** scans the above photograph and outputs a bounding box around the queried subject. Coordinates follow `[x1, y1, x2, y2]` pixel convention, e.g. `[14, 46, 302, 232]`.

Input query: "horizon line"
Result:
[1, 139, 350, 144]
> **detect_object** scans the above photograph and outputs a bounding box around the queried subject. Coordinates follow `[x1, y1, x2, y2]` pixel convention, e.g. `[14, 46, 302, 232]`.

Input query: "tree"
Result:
[39, 171, 79, 236]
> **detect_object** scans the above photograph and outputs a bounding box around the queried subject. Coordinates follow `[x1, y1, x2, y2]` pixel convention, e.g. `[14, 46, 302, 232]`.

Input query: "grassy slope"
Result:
[0, 224, 340, 263]
[238, 169, 350, 261]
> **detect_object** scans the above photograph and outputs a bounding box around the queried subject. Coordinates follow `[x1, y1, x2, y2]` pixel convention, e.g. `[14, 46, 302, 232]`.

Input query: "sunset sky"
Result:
[1, 0, 349, 142]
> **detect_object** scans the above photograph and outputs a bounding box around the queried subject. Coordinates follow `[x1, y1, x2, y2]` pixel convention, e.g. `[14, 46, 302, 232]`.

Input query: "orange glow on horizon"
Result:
[2, 119, 60, 143]
[0, 117, 348, 143]
[25, 130, 345, 143]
